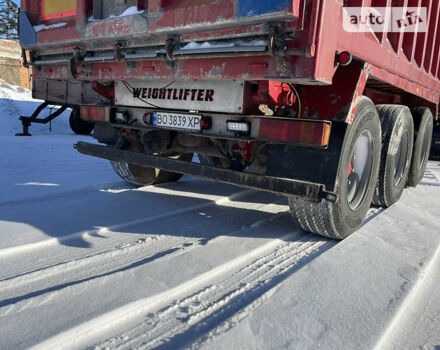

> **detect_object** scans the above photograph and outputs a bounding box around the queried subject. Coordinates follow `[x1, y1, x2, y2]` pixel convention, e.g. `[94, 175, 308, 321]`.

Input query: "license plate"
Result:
[152, 112, 201, 132]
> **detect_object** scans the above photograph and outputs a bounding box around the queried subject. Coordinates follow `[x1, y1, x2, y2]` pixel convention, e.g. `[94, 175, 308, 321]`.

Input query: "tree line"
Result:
[0, 0, 18, 41]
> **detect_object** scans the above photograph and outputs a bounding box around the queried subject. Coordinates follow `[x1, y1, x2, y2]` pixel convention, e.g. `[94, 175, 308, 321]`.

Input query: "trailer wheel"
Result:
[288, 97, 382, 239]
[372, 105, 414, 207]
[407, 108, 433, 187]
[111, 150, 193, 187]
[69, 108, 95, 135]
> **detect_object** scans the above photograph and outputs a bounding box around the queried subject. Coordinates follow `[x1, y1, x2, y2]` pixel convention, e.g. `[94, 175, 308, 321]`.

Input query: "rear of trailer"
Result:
[19, 0, 439, 238]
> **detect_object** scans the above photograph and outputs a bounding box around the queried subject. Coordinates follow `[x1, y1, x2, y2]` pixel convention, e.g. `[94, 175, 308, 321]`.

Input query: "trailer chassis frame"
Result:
[74, 141, 338, 204]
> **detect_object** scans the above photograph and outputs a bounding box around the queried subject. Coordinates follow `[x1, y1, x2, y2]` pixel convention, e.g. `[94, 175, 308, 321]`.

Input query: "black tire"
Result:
[111, 153, 193, 187]
[69, 108, 95, 135]
[407, 108, 433, 187]
[289, 97, 382, 239]
[373, 105, 414, 207]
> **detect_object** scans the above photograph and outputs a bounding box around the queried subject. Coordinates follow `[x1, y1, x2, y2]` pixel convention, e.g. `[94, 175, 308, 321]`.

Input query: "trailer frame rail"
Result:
[74, 141, 338, 204]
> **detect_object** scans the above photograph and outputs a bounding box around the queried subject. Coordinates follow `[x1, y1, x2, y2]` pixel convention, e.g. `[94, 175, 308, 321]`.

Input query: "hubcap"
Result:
[347, 131, 374, 210]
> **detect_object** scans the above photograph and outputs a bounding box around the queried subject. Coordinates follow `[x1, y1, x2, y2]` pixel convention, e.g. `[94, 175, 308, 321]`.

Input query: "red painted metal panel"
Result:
[414, 0, 431, 68]
[37, 27, 81, 44]
[151, 0, 235, 31]
[431, 21, 440, 75]
[424, 1, 440, 73]
[76, 0, 93, 26]
[371, 0, 389, 44]
[402, 0, 423, 63]
[21, 0, 440, 116]
[328, 2, 440, 91]
[388, 0, 405, 54]
[370, 64, 439, 104]
[21, 0, 40, 24]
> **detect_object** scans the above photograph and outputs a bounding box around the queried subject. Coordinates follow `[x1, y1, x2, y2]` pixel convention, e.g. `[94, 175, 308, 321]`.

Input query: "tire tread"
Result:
[289, 97, 382, 239]
[373, 104, 414, 207]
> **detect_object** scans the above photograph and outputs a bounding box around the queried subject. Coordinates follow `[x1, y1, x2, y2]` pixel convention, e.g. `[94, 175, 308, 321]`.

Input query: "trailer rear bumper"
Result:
[74, 141, 338, 203]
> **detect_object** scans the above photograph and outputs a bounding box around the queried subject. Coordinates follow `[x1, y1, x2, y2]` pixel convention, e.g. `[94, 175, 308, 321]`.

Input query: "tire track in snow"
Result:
[32, 233, 331, 350]
[0, 187, 268, 288]
[374, 242, 440, 350]
[0, 181, 125, 207]
[0, 198, 288, 316]
[109, 238, 327, 350]
[0, 188, 253, 259]
[0, 234, 189, 293]
[0, 235, 216, 314]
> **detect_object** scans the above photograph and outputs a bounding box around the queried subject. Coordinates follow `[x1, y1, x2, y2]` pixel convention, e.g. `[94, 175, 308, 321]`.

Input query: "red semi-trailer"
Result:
[18, 1, 438, 239]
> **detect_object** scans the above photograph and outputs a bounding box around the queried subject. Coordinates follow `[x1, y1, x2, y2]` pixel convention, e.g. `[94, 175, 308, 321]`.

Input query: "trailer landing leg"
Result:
[15, 102, 68, 136]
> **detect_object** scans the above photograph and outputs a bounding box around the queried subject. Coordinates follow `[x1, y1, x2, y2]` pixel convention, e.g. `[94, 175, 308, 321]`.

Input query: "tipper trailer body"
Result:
[19, 0, 439, 238]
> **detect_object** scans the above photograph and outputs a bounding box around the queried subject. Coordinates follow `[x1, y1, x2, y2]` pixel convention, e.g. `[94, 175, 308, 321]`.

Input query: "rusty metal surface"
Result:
[74, 141, 335, 202]
[32, 80, 110, 105]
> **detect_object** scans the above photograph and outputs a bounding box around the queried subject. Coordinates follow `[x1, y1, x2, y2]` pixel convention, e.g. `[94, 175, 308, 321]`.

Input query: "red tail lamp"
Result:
[200, 116, 212, 130]
[80, 106, 110, 122]
[337, 51, 353, 66]
[259, 119, 332, 147]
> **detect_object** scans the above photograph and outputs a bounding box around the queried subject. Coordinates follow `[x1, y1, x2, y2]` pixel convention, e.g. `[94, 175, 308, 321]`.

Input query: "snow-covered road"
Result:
[1, 85, 440, 349]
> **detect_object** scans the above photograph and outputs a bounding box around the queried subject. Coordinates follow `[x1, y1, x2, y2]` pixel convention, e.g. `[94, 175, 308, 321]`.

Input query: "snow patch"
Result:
[33, 22, 67, 32]
[180, 40, 267, 51]
[16, 182, 60, 187]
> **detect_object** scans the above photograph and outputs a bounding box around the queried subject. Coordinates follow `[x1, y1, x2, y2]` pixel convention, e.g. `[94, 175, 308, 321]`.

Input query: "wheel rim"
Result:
[347, 131, 374, 210]
[394, 131, 409, 187]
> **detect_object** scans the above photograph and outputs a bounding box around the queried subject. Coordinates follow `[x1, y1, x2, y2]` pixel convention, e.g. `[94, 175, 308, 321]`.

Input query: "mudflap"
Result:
[266, 121, 348, 193]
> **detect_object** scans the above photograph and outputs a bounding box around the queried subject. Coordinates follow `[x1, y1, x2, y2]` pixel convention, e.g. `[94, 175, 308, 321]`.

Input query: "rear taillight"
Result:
[81, 106, 110, 122]
[259, 119, 331, 147]
[200, 116, 212, 130]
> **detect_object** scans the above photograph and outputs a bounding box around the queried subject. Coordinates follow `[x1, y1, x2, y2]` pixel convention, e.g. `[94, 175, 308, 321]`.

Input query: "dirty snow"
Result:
[33, 23, 68, 33]
[180, 40, 268, 51]
[0, 84, 440, 350]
